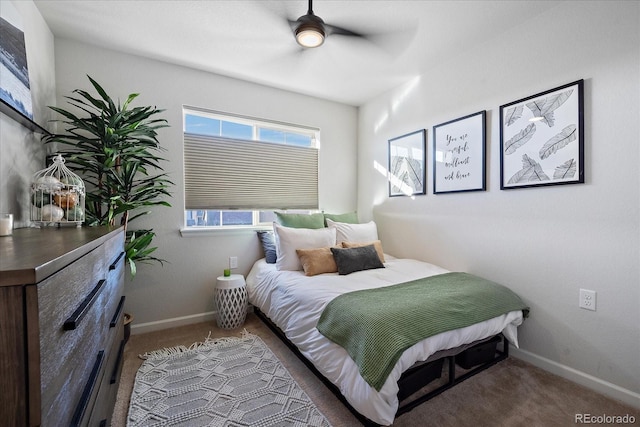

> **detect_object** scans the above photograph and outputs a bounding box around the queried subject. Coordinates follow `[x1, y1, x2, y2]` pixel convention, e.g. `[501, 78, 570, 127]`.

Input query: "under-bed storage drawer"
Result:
[455, 335, 502, 369]
[397, 358, 444, 401]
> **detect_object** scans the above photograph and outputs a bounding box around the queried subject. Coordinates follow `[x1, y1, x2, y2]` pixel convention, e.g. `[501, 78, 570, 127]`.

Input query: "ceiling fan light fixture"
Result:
[296, 24, 325, 48]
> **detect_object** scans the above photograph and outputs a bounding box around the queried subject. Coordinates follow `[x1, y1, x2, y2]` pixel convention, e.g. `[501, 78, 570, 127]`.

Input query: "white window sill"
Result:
[179, 225, 272, 237]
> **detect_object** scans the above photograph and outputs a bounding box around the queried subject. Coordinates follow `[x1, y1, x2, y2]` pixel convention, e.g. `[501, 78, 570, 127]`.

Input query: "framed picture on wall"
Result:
[500, 79, 584, 190]
[0, 8, 34, 120]
[433, 110, 486, 194]
[388, 129, 426, 197]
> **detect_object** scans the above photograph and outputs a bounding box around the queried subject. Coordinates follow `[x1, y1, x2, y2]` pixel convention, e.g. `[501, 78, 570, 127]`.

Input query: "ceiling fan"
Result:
[290, 0, 367, 48]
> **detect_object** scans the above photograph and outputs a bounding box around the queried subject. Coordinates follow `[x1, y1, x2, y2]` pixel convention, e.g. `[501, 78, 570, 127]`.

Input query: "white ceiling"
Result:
[34, 0, 560, 106]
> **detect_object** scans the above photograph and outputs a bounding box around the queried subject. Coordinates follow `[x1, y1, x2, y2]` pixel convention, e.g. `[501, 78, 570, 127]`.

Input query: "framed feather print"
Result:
[500, 80, 584, 190]
[388, 129, 426, 197]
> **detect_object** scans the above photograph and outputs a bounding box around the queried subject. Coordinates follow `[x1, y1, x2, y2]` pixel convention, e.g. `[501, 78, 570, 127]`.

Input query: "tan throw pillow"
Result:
[296, 247, 338, 276]
[341, 240, 385, 263]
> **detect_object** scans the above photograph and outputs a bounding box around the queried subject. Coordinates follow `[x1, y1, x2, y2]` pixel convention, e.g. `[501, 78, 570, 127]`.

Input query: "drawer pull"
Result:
[111, 339, 126, 384]
[70, 350, 105, 427]
[109, 251, 125, 270]
[64, 279, 106, 331]
[110, 295, 126, 328]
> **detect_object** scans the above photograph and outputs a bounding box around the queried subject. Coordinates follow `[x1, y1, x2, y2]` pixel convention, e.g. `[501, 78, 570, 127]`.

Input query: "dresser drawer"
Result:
[75, 262, 125, 426]
[37, 238, 121, 425]
[104, 248, 126, 336]
[74, 334, 125, 427]
[0, 226, 125, 427]
[104, 231, 125, 268]
[87, 329, 125, 427]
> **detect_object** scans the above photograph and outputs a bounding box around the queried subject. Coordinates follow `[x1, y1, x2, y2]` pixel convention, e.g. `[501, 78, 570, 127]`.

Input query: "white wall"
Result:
[359, 1, 639, 405]
[53, 38, 358, 329]
[0, 0, 55, 224]
[13, 0, 638, 408]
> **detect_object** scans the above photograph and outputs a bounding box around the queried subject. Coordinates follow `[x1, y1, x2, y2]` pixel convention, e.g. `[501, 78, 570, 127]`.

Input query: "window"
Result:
[183, 107, 320, 228]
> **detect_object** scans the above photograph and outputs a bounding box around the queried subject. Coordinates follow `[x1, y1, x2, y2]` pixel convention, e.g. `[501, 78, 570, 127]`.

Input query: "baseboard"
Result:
[130, 306, 255, 335]
[511, 347, 640, 409]
[131, 311, 216, 335]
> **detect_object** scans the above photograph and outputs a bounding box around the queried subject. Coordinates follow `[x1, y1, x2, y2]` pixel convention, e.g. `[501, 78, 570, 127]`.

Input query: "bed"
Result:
[247, 220, 528, 426]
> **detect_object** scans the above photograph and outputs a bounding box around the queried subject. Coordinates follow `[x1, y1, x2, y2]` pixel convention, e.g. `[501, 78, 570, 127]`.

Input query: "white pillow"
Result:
[326, 219, 379, 245]
[273, 222, 337, 271]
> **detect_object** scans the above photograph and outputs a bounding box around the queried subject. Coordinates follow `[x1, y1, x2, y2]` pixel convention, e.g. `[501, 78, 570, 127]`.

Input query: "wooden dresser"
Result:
[0, 226, 126, 426]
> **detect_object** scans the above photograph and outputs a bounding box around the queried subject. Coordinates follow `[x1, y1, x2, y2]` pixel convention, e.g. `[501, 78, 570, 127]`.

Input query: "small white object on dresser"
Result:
[215, 274, 248, 329]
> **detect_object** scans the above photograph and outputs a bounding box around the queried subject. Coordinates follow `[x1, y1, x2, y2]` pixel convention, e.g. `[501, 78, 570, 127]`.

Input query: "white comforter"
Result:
[246, 257, 524, 426]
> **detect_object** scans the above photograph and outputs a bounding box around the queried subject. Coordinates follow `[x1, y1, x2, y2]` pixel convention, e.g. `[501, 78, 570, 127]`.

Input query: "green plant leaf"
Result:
[45, 76, 173, 279]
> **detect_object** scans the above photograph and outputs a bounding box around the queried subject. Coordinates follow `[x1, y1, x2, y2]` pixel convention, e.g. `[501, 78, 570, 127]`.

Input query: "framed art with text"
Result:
[388, 129, 426, 197]
[433, 110, 486, 194]
[500, 79, 584, 190]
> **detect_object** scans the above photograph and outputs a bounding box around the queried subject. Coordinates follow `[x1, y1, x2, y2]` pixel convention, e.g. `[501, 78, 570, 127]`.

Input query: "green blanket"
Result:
[316, 272, 529, 391]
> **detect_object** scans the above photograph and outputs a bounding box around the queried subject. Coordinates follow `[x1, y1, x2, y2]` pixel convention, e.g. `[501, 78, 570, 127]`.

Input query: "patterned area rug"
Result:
[128, 332, 331, 426]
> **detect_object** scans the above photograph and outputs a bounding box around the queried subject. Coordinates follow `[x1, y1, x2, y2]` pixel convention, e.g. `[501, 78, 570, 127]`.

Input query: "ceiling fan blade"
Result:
[287, 18, 299, 32]
[324, 23, 365, 39]
[329, 21, 418, 58]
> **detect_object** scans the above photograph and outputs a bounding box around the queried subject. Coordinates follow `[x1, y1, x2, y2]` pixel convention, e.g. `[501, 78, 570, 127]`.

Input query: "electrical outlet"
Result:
[229, 256, 238, 269]
[579, 289, 596, 311]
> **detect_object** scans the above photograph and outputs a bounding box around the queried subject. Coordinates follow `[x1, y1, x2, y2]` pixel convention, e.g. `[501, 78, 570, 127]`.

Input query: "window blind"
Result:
[184, 133, 319, 210]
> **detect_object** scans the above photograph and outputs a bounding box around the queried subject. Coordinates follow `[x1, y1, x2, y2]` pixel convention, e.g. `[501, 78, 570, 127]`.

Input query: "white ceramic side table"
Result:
[215, 274, 247, 329]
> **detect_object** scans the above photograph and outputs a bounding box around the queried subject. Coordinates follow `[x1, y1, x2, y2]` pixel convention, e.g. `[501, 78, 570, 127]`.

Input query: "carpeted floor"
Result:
[112, 313, 639, 426]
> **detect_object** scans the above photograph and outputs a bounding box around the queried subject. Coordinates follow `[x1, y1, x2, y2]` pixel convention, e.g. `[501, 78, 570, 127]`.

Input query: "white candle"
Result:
[0, 214, 13, 236]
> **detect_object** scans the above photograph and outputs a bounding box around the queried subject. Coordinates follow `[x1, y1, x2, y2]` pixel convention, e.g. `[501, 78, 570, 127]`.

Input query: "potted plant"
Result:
[44, 76, 173, 339]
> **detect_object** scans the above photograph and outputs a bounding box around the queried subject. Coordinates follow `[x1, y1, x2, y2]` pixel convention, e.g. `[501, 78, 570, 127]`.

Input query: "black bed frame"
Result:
[254, 307, 509, 426]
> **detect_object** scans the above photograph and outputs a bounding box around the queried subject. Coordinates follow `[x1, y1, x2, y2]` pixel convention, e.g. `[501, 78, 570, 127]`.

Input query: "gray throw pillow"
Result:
[330, 244, 385, 275]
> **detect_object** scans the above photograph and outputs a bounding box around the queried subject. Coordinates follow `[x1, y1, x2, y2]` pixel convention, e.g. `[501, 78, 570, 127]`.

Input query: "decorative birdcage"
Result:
[31, 154, 85, 227]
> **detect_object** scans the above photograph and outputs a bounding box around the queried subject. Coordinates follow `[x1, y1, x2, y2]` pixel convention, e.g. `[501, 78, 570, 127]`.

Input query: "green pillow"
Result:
[323, 211, 358, 226]
[274, 212, 325, 229]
